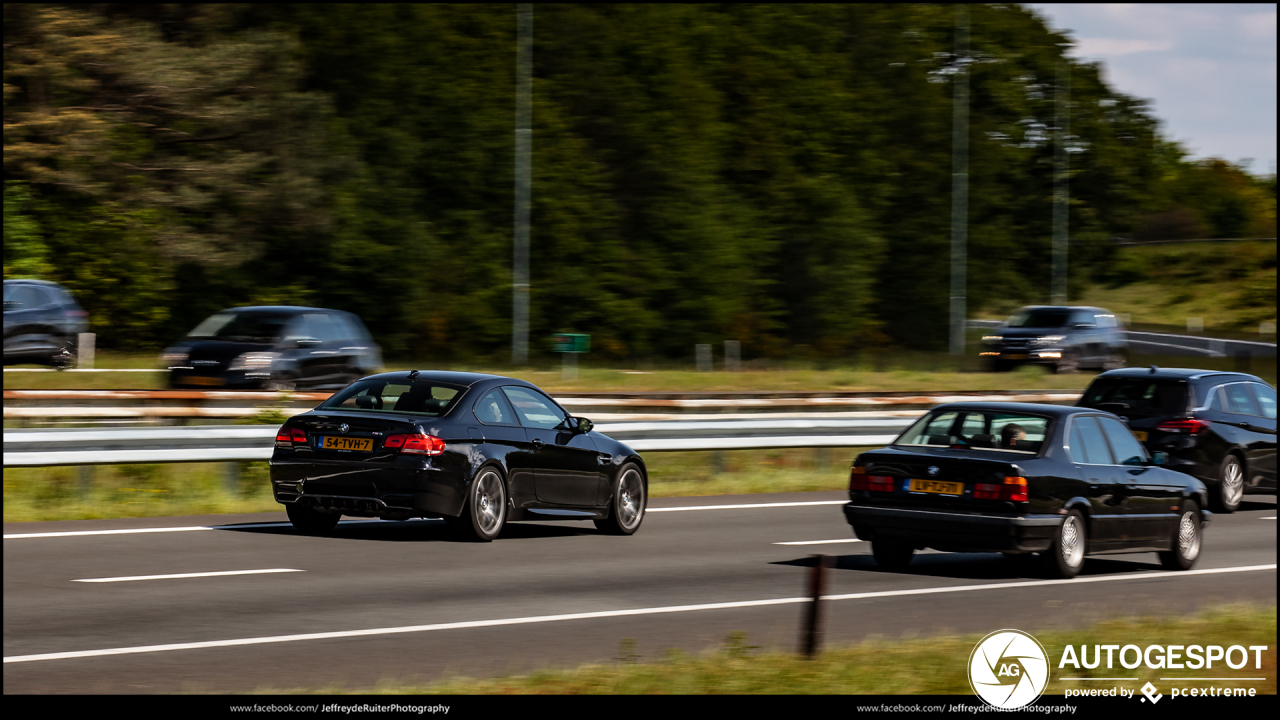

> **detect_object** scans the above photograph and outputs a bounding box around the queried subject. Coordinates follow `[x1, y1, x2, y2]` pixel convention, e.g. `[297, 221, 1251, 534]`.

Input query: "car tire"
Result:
[871, 541, 914, 572]
[1041, 510, 1087, 579]
[594, 463, 647, 536]
[1159, 501, 1202, 571]
[1054, 351, 1080, 375]
[1210, 455, 1244, 514]
[456, 467, 507, 542]
[286, 503, 341, 534]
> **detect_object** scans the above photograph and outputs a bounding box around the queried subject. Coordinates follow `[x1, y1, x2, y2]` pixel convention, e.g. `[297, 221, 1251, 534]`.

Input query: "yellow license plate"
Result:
[1004, 353, 1028, 360]
[909, 479, 964, 495]
[1133, 431, 1148, 442]
[186, 376, 224, 386]
[319, 436, 373, 452]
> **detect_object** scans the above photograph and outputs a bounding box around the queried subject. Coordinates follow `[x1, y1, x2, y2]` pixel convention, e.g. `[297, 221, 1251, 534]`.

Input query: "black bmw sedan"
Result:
[269, 371, 647, 541]
[843, 402, 1210, 579]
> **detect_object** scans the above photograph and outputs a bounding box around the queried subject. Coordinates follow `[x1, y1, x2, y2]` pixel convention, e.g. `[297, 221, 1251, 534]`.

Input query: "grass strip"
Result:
[258, 603, 1276, 695]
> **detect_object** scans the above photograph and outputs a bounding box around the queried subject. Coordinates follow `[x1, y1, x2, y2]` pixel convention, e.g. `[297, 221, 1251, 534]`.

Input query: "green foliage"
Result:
[4, 4, 1274, 356]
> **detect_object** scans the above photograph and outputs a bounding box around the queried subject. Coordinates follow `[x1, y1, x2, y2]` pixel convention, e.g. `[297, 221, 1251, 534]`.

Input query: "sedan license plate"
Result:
[319, 436, 373, 452]
[186, 376, 224, 386]
[1003, 353, 1028, 360]
[909, 478, 964, 495]
[1132, 431, 1148, 442]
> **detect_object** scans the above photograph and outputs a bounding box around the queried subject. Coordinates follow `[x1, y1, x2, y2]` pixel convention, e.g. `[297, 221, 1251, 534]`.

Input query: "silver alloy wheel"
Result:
[1177, 511, 1201, 561]
[616, 468, 645, 531]
[1222, 458, 1244, 508]
[474, 470, 505, 536]
[1060, 514, 1085, 568]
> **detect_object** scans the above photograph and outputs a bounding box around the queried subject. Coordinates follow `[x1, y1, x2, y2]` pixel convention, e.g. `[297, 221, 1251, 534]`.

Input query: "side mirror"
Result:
[574, 417, 594, 434]
[1150, 451, 1167, 466]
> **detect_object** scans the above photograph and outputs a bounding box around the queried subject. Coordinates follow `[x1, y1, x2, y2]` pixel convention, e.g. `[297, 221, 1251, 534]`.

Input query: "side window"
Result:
[501, 386, 567, 430]
[1071, 310, 1095, 327]
[1208, 385, 1228, 411]
[1224, 383, 1261, 417]
[1098, 416, 1147, 465]
[1094, 314, 1117, 328]
[310, 314, 342, 342]
[334, 314, 370, 342]
[1069, 416, 1114, 465]
[1251, 383, 1277, 420]
[473, 389, 518, 426]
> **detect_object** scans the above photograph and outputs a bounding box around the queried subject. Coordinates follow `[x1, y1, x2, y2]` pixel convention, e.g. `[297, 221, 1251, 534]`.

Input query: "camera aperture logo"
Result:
[969, 629, 1050, 709]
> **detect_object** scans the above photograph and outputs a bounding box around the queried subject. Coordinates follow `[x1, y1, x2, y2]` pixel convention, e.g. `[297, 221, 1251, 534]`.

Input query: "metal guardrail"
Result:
[3, 418, 916, 466]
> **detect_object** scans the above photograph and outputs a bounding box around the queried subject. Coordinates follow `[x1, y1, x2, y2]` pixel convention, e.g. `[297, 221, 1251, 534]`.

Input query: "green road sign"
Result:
[551, 333, 590, 353]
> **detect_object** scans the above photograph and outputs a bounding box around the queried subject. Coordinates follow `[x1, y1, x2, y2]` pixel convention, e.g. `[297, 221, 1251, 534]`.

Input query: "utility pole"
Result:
[512, 4, 532, 365]
[949, 5, 969, 356]
[1052, 58, 1070, 305]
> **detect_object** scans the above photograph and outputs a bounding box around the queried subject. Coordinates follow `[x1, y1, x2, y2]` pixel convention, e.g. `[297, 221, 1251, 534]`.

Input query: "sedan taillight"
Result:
[1156, 418, 1209, 435]
[384, 432, 446, 456]
[275, 425, 308, 448]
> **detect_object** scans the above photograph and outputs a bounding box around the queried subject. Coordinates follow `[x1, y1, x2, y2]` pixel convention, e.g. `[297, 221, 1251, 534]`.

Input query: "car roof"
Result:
[356, 370, 521, 388]
[931, 401, 1099, 417]
[1013, 305, 1109, 313]
[218, 305, 335, 315]
[4, 279, 65, 287]
[1093, 367, 1262, 383]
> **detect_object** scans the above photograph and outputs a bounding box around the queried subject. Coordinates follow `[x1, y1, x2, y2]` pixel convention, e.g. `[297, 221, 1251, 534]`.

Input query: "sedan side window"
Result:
[501, 386, 567, 430]
[1251, 383, 1277, 420]
[1224, 383, 1261, 417]
[1208, 385, 1228, 411]
[473, 389, 518, 426]
[1068, 416, 1114, 465]
[1098, 416, 1148, 465]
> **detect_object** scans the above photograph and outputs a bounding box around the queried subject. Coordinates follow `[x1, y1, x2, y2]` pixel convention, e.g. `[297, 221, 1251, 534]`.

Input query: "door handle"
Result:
[531, 438, 545, 448]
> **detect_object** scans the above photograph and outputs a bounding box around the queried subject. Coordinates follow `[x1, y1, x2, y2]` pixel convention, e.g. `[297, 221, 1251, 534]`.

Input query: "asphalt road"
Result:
[4, 492, 1275, 694]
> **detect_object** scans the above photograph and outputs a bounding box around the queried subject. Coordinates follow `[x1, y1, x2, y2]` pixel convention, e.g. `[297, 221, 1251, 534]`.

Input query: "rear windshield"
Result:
[1006, 309, 1071, 328]
[318, 379, 464, 417]
[894, 409, 1052, 454]
[1078, 379, 1189, 416]
[187, 312, 292, 343]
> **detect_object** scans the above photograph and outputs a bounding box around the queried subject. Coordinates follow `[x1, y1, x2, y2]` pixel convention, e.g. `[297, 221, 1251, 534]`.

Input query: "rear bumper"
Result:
[844, 503, 1062, 553]
[270, 453, 467, 518]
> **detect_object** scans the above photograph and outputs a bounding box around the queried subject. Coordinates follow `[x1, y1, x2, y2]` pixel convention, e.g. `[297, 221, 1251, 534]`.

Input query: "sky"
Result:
[1025, 3, 1277, 175]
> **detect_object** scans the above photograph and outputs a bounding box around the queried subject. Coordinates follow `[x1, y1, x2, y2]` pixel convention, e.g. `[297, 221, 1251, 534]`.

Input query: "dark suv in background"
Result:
[3, 279, 89, 366]
[1077, 367, 1276, 512]
[981, 305, 1126, 374]
[162, 306, 382, 391]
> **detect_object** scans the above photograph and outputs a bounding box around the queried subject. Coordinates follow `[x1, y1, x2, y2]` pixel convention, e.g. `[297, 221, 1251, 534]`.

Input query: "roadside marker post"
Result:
[801, 553, 831, 659]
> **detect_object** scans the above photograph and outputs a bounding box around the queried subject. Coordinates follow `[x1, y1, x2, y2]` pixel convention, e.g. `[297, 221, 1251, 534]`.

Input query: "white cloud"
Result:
[1073, 38, 1173, 57]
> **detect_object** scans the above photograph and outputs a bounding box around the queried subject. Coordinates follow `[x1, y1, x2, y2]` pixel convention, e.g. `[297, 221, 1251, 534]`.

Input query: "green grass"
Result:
[2, 448, 871, 523]
[256, 603, 1275, 695]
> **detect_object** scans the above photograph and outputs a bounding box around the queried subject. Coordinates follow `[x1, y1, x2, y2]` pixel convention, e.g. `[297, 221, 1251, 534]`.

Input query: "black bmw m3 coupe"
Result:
[270, 370, 647, 541]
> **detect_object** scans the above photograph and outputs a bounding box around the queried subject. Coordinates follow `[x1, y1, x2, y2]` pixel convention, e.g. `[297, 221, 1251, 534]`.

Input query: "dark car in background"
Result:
[162, 306, 381, 391]
[1077, 367, 1276, 513]
[3, 279, 88, 366]
[270, 371, 648, 541]
[843, 402, 1210, 578]
[981, 305, 1126, 374]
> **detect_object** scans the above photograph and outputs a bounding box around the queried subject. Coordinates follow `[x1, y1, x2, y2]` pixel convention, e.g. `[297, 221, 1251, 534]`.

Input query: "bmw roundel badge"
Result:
[339, 423, 349, 433]
[928, 466, 940, 477]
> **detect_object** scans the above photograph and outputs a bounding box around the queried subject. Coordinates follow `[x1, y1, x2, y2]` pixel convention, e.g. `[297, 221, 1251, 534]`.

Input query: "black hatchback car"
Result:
[269, 371, 648, 541]
[162, 306, 381, 391]
[843, 402, 1210, 578]
[1076, 367, 1277, 513]
[980, 305, 1126, 374]
[3, 279, 88, 366]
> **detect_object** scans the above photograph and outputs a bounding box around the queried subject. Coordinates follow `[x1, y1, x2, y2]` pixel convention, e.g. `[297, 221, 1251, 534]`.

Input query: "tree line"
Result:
[4, 4, 1275, 359]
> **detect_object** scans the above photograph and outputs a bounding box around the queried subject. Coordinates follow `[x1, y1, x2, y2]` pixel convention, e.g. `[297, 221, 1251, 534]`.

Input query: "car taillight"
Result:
[275, 425, 308, 447]
[1000, 476, 1028, 503]
[851, 472, 895, 492]
[974, 483, 1001, 500]
[1156, 418, 1209, 435]
[383, 433, 446, 456]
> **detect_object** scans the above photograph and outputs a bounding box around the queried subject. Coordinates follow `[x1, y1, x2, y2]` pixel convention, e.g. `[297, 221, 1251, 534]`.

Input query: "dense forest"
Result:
[4, 4, 1276, 360]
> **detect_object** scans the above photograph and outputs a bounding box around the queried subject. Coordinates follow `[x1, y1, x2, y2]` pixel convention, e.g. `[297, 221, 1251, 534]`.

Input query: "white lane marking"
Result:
[649, 500, 846, 513]
[3, 518, 442, 540]
[73, 569, 303, 584]
[774, 539, 862, 546]
[4, 503, 840, 538]
[5, 564, 1273, 664]
[1262, 517, 1276, 520]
